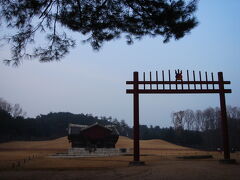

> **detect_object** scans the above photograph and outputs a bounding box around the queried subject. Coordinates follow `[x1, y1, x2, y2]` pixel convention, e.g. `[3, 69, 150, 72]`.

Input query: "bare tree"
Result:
[0, 98, 26, 117]
[183, 109, 195, 130]
[0, 98, 12, 113]
[12, 104, 27, 118]
[203, 107, 217, 130]
[172, 111, 185, 130]
[227, 106, 240, 119]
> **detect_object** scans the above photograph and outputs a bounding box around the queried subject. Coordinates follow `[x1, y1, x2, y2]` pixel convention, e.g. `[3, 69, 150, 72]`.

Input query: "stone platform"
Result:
[50, 148, 129, 158]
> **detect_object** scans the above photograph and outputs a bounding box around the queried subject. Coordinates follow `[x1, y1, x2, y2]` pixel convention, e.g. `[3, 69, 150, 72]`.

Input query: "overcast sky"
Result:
[0, 0, 240, 127]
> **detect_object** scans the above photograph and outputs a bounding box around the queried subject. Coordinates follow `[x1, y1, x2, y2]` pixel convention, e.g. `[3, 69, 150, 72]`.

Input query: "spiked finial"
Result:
[175, 69, 183, 81]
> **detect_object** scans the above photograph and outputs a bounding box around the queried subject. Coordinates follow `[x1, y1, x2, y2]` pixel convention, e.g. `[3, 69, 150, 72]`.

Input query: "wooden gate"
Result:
[126, 70, 232, 164]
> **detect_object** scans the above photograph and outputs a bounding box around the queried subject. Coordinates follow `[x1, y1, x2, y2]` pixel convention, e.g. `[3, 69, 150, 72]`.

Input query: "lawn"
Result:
[0, 136, 239, 180]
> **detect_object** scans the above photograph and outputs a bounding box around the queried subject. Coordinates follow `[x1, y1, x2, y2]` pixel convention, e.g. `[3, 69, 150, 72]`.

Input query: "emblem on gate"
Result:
[175, 69, 183, 81]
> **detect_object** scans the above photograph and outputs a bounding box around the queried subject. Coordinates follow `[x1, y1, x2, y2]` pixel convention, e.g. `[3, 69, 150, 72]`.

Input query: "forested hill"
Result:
[0, 109, 240, 150]
[0, 111, 131, 142]
[0, 110, 202, 147]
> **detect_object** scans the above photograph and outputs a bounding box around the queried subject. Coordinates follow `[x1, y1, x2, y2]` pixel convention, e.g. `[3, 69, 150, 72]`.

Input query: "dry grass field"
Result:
[0, 136, 239, 180]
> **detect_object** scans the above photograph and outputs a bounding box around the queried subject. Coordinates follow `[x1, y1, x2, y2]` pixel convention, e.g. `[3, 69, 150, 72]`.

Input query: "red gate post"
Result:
[129, 71, 145, 166]
[133, 71, 140, 162]
[218, 72, 231, 161]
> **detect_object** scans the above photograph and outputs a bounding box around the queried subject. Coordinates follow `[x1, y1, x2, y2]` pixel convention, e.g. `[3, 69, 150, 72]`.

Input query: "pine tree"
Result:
[0, 0, 198, 65]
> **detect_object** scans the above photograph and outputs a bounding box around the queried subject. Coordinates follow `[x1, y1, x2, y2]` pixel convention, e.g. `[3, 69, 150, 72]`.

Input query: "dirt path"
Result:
[0, 159, 239, 180]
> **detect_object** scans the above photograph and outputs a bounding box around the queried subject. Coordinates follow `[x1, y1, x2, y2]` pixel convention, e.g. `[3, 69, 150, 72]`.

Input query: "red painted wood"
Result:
[127, 70, 232, 161]
[218, 72, 230, 160]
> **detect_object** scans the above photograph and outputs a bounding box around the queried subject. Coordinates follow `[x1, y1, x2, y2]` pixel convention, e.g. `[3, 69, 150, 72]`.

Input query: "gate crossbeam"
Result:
[127, 80, 231, 85]
[127, 89, 231, 94]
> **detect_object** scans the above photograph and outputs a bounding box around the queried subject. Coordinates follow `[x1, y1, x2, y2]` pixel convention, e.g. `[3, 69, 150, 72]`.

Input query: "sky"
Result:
[0, 0, 240, 127]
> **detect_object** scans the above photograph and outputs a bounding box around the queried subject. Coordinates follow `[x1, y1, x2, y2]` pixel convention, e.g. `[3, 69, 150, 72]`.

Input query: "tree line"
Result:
[0, 98, 131, 141]
[0, 98, 239, 150]
[171, 107, 240, 150]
